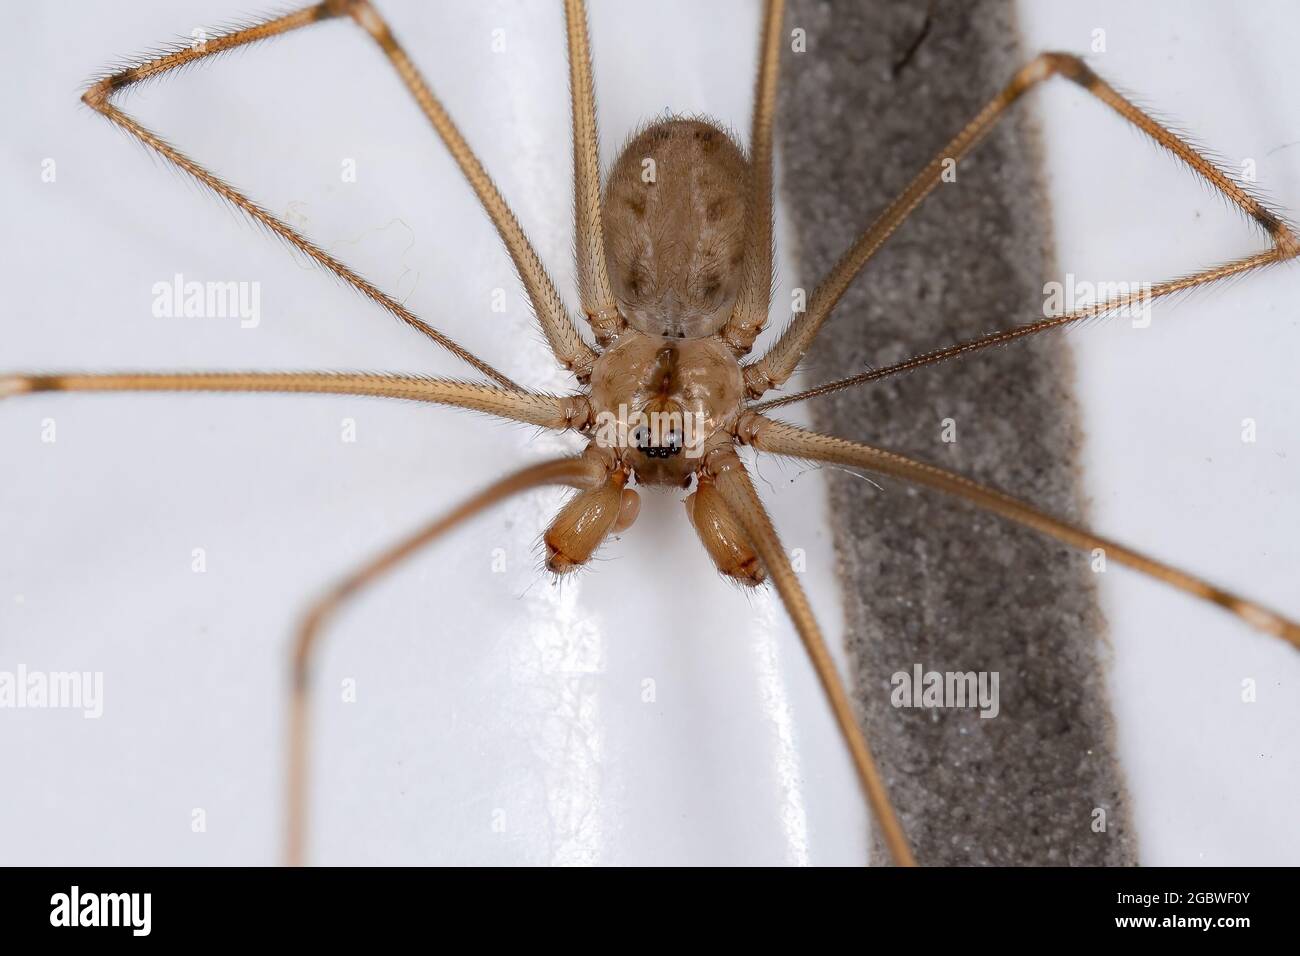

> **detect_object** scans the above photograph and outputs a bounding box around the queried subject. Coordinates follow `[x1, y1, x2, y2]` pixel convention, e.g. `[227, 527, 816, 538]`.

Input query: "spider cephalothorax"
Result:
[586, 333, 745, 482]
[546, 327, 749, 578]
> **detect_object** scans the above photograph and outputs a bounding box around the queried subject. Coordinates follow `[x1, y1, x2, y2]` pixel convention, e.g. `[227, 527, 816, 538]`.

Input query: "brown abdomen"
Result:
[603, 118, 749, 339]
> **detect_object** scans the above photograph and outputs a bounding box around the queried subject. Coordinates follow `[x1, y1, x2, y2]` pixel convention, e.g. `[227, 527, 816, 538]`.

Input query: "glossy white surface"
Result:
[1018, 0, 1300, 864]
[1, 0, 1296, 867]
[0, 0, 862, 865]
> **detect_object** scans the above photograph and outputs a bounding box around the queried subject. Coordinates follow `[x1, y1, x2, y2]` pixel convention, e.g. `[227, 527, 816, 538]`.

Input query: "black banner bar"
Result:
[0, 866, 1288, 942]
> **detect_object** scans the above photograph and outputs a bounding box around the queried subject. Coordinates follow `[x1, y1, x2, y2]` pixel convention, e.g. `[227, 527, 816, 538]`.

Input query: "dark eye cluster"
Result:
[633, 426, 683, 459]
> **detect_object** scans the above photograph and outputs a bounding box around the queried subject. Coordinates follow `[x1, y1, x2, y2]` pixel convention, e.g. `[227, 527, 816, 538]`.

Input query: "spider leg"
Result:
[83, 1, 598, 384]
[82, 4, 511, 387]
[743, 51, 1300, 400]
[565, 0, 623, 349]
[704, 444, 916, 866]
[1, 372, 590, 430]
[341, 0, 596, 379]
[740, 413, 1300, 649]
[753, 250, 1283, 412]
[718, 0, 785, 357]
[285, 452, 612, 865]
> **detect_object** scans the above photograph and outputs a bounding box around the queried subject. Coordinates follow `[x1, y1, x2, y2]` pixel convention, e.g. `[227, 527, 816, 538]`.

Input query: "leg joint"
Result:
[742, 362, 775, 400]
[1037, 51, 1099, 88]
[1013, 52, 1098, 97]
[723, 322, 764, 358]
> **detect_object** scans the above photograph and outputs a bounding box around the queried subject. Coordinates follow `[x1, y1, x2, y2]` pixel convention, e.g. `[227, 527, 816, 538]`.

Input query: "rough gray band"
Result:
[774, 0, 1136, 865]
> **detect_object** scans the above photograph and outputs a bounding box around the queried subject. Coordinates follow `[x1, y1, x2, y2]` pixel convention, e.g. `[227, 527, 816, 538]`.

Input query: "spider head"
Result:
[587, 332, 745, 488]
[631, 420, 685, 457]
[626, 410, 693, 486]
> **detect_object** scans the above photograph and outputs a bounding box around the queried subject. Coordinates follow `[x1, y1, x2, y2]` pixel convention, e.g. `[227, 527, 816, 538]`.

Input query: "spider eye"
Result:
[631, 426, 649, 448]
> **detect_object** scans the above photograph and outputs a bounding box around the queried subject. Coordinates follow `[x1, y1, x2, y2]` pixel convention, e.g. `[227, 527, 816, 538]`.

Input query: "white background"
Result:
[1019, 2, 1300, 865]
[1, 1, 1296, 865]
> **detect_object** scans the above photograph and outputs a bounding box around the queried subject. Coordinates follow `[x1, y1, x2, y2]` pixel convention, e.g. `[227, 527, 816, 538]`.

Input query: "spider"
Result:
[3, 0, 1298, 866]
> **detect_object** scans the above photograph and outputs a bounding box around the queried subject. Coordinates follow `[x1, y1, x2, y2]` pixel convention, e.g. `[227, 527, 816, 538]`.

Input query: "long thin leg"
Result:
[753, 250, 1282, 411]
[1, 372, 590, 430]
[286, 453, 611, 865]
[744, 51, 1300, 398]
[704, 445, 916, 866]
[84, 1, 595, 383]
[720, 0, 785, 356]
[342, 1, 596, 378]
[82, 4, 508, 387]
[740, 413, 1300, 648]
[565, 0, 623, 348]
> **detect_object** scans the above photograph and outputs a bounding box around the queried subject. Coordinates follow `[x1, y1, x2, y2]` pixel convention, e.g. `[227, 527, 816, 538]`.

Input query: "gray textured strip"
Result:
[774, 0, 1136, 865]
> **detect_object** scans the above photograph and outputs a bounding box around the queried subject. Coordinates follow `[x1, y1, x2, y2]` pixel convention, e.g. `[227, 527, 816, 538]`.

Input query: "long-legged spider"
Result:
[4, 0, 1298, 865]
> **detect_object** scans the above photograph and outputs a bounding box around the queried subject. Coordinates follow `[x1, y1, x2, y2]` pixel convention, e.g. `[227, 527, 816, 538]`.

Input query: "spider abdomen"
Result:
[602, 117, 749, 339]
